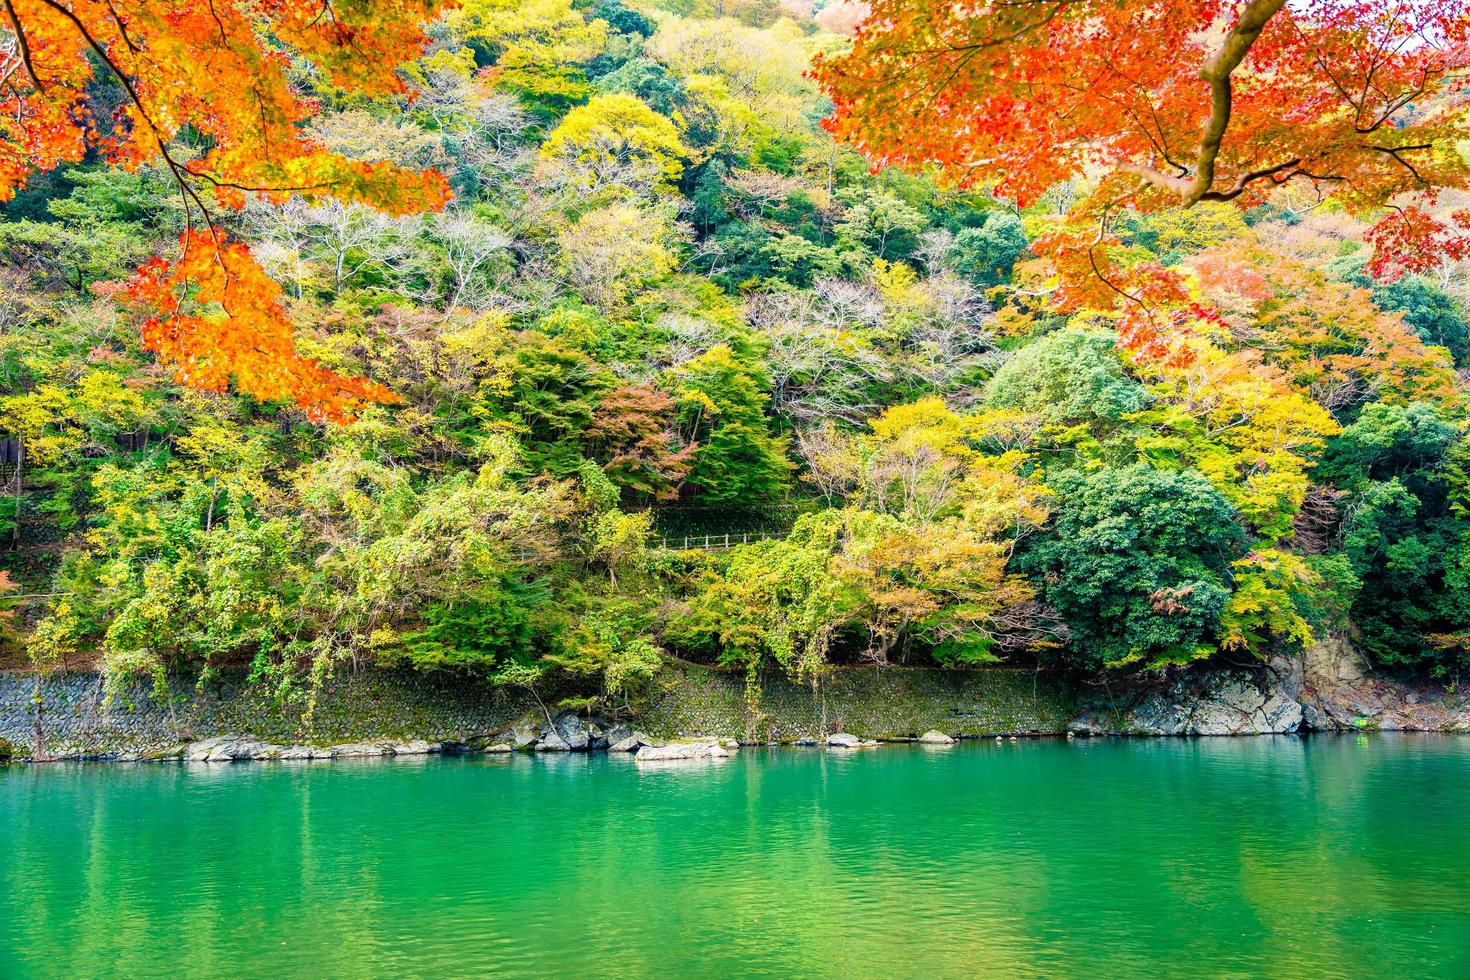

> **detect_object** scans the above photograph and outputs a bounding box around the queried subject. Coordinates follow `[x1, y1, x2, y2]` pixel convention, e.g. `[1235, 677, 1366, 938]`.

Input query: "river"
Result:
[2, 735, 1468, 977]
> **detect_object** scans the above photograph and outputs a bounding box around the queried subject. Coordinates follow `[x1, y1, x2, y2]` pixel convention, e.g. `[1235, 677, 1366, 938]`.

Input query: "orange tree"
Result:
[812, 0, 1470, 350]
[1, 0, 453, 419]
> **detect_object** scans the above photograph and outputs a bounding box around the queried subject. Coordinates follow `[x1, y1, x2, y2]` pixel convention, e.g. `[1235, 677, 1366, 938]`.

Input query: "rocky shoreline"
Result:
[1071, 635, 1470, 736]
[1, 636, 1465, 764]
[0, 710, 941, 764]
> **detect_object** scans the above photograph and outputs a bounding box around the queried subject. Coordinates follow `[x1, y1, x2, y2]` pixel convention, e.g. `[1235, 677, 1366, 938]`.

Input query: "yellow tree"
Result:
[539, 93, 690, 198]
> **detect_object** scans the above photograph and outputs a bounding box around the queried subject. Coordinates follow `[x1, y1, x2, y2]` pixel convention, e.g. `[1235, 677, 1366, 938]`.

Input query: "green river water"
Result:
[2, 735, 1468, 978]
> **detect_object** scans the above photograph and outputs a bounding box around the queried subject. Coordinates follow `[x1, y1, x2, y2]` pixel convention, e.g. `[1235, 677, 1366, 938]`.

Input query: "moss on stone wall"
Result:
[0, 664, 1079, 759]
[0, 670, 536, 758]
[641, 664, 1077, 741]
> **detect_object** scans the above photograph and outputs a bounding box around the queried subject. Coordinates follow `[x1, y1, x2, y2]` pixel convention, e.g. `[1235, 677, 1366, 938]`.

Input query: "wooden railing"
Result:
[656, 531, 784, 551]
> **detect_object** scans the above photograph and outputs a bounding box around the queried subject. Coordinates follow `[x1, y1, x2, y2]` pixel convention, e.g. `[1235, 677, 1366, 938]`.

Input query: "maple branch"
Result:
[942, 2, 1069, 52]
[1196, 158, 1304, 201]
[100, 0, 141, 55]
[309, 1, 339, 30]
[844, 0, 1071, 92]
[1186, 0, 1288, 205]
[1369, 142, 1435, 187]
[205, 0, 230, 45]
[1, 0, 44, 94]
[186, 169, 337, 196]
[1056, 69, 1186, 177]
[1085, 205, 1150, 315]
[1112, 0, 1288, 206]
[27, 0, 319, 203]
[31, 0, 229, 270]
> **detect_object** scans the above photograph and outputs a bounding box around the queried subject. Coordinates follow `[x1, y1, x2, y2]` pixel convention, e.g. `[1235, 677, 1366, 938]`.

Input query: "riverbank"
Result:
[0, 663, 1077, 762]
[2, 636, 1466, 762]
[1073, 636, 1470, 736]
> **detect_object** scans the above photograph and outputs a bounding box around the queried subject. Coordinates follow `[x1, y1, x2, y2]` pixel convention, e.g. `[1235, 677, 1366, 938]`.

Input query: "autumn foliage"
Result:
[8, 0, 1470, 695]
[1, 0, 452, 416]
[812, 0, 1470, 341]
[128, 231, 399, 421]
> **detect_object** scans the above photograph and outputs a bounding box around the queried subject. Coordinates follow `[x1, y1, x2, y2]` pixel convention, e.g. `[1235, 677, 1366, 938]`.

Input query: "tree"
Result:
[747, 289, 892, 426]
[836, 396, 975, 522]
[1129, 340, 1341, 542]
[1305, 402, 1470, 674]
[446, 0, 608, 107]
[471, 331, 615, 477]
[557, 203, 682, 307]
[290, 200, 417, 291]
[585, 508, 655, 590]
[1218, 548, 1329, 657]
[539, 93, 689, 198]
[299, 436, 576, 675]
[949, 215, 1029, 288]
[402, 50, 532, 196]
[834, 509, 1041, 666]
[667, 511, 853, 703]
[1320, 402, 1460, 490]
[1122, 203, 1250, 266]
[674, 450, 1053, 678]
[813, 1, 1470, 279]
[1329, 255, 1470, 365]
[1, 168, 179, 291]
[2, 0, 453, 418]
[15, 0, 1470, 703]
[397, 581, 541, 674]
[433, 214, 515, 314]
[675, 345, 792, 502]
[1020, 465, 1245, 671]
[586, 385, 695, 501]
[984, 330, 1150, 427]
[832, 188, 927, 261]
[646, 15, 812, 137]
[595, 58, 687, 116]
[1336, 476, 1470, 675]
[1188, 245, 1460, 413]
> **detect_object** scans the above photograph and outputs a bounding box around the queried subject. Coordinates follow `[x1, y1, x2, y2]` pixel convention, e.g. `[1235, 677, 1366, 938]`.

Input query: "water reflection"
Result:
[3, 736, 1469, 978]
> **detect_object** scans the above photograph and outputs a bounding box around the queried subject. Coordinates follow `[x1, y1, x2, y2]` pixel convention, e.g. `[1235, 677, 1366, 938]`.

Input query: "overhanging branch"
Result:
[1117, 0, 1289, 206]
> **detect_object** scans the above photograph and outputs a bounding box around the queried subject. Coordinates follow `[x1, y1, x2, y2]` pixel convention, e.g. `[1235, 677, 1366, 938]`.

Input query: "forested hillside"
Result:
[3, 0, 1470, 711]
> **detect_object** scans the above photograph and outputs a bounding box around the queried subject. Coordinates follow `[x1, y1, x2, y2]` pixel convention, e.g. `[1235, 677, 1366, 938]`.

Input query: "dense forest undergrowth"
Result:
[4, 0, 1470, 716]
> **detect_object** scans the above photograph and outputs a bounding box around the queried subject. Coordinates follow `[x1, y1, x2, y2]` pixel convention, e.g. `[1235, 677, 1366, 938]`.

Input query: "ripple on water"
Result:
[2, 736, 1470, 978]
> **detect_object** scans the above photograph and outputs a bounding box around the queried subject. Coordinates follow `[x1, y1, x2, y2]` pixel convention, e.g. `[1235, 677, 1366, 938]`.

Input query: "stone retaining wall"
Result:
[0, 664, 1080, 760]
[13, 639, 1453, 762]
[0, 670, 536, 760]
[641, 664, 1077, 741]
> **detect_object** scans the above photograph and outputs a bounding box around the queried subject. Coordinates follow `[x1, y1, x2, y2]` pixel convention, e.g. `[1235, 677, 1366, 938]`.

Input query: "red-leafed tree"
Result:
[1, 0, 452, 420]
[812, 0, 1470, 334]
[586, 385, 695, 502]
